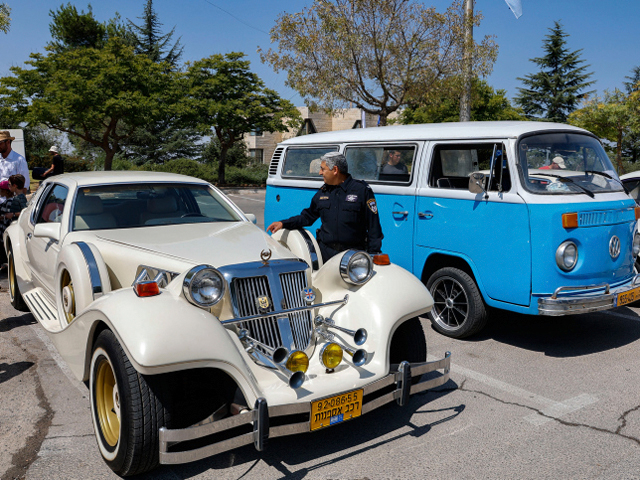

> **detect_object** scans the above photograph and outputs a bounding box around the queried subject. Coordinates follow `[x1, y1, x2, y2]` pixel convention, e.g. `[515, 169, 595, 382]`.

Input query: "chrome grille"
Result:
[280, 271, 313, 349]
[231, 270, 312, 352]
[234, 276, 283, 351]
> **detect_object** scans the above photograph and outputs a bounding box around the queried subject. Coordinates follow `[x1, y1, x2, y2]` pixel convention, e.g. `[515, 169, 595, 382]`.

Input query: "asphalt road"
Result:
[3, 189, 640, 479]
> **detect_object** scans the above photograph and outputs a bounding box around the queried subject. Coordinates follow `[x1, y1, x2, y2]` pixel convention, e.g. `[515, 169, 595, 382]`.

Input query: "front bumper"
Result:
[158, 351, 451, 465]
[538, 274, 640, 316]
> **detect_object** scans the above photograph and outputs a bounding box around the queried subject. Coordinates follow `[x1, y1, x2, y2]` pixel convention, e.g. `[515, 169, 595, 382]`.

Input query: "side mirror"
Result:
[469, 172, 487, 195]
[245, 213, 257, 225]
[34, 222, 61, 242]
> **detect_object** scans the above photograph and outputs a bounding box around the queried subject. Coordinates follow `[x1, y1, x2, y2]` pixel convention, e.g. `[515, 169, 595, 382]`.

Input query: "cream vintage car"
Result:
[4, 171, 451, 476]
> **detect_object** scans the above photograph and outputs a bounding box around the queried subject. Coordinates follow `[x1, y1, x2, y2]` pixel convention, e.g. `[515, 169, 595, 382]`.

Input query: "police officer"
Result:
[267, 151, 383, 262]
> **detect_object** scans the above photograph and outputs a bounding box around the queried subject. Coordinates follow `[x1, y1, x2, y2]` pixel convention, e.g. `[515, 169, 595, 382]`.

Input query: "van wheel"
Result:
[426, 267, 487, 338]
[90, 330, 168, 476]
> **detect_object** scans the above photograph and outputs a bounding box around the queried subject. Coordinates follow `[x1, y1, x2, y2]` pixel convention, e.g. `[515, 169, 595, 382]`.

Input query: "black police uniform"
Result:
[280, 174, 384, 262]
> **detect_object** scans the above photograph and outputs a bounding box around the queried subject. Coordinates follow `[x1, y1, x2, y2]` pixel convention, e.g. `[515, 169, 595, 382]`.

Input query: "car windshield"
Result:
[72, 182, 241, 231]
[518, 132, 623, 195]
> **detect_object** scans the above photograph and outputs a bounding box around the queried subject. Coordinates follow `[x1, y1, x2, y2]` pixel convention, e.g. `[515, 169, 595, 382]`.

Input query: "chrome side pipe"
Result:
[316, 329, 368, 367]
[314, 315, 368, 346]
[238, 330, 305, 389]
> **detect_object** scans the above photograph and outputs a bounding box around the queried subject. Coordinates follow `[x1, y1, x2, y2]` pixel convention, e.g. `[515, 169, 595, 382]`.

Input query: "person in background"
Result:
[267, 151, 384, 262]
[42, 145, 64, 178]
[3, 174, 28, 223]
[382, 149, 408, 174]
[0, 131, 29, 190]
[540, 156, 567, 170]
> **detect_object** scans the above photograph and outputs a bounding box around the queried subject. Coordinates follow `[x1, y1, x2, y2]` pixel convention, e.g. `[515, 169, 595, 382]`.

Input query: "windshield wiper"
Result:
[583, 170, 628, 194]
[531, 172, 595, 198]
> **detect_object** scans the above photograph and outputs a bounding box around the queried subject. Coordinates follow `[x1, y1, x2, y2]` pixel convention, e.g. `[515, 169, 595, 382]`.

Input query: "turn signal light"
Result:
[373, 253, 390, 265]
[134, 281, 160, 297]
[321, 343, 343, 369]
[635, 207, 640, 220]
[562, 213, 578, 229]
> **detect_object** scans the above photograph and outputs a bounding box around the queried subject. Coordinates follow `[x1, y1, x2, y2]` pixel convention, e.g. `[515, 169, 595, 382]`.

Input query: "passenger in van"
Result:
[267, 151, 384, 262]
[382, 150, 408, 175]
[540, 156, 567, 170]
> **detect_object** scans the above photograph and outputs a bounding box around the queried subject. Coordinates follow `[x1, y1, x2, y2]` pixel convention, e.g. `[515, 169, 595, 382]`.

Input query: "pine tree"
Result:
[623, 66, 640, 163]
[516, 21, 595, 123]
[127, 0, 182, 68]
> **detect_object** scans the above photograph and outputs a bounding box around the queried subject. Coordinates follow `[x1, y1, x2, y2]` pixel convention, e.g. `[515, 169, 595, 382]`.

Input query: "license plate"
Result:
[617, 286, 640, 306]
[310, 389, 363, 431]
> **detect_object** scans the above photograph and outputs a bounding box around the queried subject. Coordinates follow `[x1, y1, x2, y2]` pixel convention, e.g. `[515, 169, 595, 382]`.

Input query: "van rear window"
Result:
[282, 147, 338, 178]
[344, 145, 415, 183]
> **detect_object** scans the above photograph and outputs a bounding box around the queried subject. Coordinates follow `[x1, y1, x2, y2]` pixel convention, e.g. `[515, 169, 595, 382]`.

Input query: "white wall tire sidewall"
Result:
[90, 346, 121, 462]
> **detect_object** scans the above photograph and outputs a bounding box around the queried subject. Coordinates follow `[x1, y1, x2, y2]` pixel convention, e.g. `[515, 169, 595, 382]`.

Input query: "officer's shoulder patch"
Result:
[367, 198, 378, 214]
[346, 194, 358, 202]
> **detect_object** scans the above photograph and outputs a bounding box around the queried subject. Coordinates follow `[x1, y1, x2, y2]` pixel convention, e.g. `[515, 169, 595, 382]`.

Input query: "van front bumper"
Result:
[158, 352, 451, 465]
[538, 274, 640, 315]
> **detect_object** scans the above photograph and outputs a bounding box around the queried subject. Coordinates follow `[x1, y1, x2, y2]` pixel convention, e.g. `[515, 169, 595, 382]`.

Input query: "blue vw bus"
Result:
[264, 122, 640, 338]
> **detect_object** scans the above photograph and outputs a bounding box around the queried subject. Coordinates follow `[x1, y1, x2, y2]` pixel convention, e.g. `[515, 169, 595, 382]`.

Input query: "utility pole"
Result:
[459, 0, 474, 122]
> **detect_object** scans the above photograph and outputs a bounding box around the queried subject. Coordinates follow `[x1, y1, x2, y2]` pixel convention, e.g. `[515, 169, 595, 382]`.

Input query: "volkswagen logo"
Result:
[609, 235, 621, 259]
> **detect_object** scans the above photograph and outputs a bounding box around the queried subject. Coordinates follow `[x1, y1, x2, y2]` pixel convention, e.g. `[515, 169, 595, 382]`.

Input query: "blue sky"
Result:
[2, 0, 639, 106]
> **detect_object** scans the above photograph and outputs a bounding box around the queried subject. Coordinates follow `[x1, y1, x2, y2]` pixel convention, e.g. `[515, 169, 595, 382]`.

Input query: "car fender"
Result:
[48, 288, 261, 402]
[4, 218, 32, 288]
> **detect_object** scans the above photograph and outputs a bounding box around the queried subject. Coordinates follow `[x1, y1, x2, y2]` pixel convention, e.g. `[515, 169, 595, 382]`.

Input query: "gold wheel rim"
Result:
[61, 270, 75, 324]
[95, 358, 120, 447]
[8, 252, 15, 299]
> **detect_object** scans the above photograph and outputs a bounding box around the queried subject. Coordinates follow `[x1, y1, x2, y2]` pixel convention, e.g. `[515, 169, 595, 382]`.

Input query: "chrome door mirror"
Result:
[469, 172, 487, 195]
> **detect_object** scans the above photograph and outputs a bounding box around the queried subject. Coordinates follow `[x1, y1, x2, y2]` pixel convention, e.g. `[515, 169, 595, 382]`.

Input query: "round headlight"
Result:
[633, 232, 640, 257]
[556, 241, 578, 272]
[320, 343, 343, 369]
[286, 350, 309, 373]
[183, 265, 225, 308]
[340, 250, 374, 285]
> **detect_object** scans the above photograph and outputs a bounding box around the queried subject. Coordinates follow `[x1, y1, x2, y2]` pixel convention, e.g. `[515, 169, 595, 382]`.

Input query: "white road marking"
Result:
[429, 355, 598, 425]
[227, 194, 265, 203]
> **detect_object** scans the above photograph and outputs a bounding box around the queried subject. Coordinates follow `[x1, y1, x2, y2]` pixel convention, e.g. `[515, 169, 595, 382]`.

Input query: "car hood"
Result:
[92, 221, 296, 268]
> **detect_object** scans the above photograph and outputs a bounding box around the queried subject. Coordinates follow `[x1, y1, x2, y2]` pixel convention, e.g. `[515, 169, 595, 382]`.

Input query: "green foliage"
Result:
[127, 0, 183, 67]
[402, 77, 525, 124]
[261, 0, 497, 125]
[201, 137, 250, 168]
[0, 3, 10, 34]
[225, 164, 268, 185]
[48, 4, 108, 52]
[185, 52, 301, 183]
[516, 21, 595, 123]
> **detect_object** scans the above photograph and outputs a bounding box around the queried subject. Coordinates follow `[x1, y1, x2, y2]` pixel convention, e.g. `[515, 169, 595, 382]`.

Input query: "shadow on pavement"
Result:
[465, 307, 640, 357]
[0, 361, 34, 385]
[0, 312, 36, 332]
[149, 379, 461, 479]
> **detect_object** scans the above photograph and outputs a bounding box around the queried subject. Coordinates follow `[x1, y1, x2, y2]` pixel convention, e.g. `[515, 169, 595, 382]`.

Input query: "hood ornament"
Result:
[260, 248, 272, 264]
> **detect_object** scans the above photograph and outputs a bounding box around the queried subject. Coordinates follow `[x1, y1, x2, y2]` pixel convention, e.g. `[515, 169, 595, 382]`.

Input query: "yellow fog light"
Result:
[286, 351, 309, 373]
[320, 343, 343, 369]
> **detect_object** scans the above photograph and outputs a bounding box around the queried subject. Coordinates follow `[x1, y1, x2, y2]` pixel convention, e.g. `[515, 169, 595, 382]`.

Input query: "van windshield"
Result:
[518, 132, 623, 195]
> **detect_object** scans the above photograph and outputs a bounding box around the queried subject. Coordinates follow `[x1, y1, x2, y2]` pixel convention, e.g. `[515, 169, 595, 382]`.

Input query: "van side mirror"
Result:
[469, 172, 487, 195]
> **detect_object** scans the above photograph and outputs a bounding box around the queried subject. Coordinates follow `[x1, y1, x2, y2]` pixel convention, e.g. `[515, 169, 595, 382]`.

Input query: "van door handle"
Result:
[418, 212, 433, 219]
[392, 211, 408, 215]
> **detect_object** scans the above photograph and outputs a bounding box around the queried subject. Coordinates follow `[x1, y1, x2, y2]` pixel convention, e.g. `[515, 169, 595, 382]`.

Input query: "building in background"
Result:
[244, 107, 386, 166]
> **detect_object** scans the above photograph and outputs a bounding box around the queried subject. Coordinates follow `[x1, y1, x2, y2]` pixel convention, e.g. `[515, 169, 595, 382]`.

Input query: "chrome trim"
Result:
[314, 314, 367, 346]
[133, 265, 178, 288]
[610, 235, 621, 259]
[555, 241, 578, 272]
[339, 250, 374, 285]
[220, 296, 348, 325]
[158, 351, 451, 465]
[538, 275, 640, 315]
[183, 265, 226, 308]
[73, 242, 103, 299]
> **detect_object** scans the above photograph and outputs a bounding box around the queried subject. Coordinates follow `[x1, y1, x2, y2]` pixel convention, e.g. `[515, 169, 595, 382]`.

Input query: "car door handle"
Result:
[392, 211, 408, 216]
[418, 212, 433, 219]
[27, 233, 32, 240]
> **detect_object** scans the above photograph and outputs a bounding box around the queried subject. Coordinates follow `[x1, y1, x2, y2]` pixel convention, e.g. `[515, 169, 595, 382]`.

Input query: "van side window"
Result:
[282, 147, 338, 178]
[344, 145, 415, 183]
[430, 143, 511, 192]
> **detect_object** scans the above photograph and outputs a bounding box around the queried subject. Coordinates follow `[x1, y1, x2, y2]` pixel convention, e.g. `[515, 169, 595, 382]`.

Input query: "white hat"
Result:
[49, 145, 58, 153]
[552, 156, 566, 169]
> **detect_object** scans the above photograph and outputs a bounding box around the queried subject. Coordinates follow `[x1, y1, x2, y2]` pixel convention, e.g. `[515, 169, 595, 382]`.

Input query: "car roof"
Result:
[41, 171, 210, 189]
[280, 121, 590, 146]
[620, 171, 640, 181]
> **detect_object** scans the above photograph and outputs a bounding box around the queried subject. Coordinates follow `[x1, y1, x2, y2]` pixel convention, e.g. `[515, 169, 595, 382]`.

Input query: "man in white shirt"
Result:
[0, 131, 29, 190]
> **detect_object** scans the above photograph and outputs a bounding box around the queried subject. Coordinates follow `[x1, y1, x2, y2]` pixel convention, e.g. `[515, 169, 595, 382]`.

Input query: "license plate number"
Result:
[310, 389, 363, 431]
[617, 286, 640, 306]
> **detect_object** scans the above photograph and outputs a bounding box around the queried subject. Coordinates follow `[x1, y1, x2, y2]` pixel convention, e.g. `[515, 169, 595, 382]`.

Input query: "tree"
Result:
[401, 77, 524, 124]
[185, 53, 301, 184]
[127, 0, 183, 67]
[568, 89, 640, 173]
[260, 0, 497, 126]
[516, 21, 595, 123]
[0, 37, 174, 170]
[622, 66, 640, 163]
[0, 3, 10, 34]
